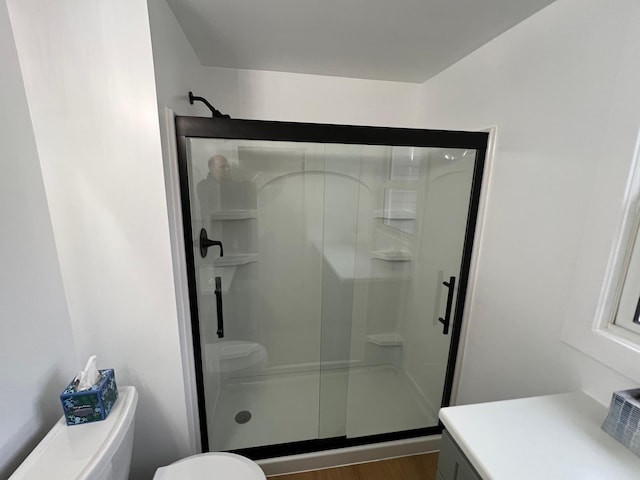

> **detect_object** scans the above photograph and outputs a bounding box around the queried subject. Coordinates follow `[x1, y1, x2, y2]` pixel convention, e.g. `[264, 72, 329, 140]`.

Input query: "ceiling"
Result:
[166, 0, 556, 83]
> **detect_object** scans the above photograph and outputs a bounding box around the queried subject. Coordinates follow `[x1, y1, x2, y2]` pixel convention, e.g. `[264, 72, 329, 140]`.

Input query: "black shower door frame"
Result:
[175, 115, 488, 459]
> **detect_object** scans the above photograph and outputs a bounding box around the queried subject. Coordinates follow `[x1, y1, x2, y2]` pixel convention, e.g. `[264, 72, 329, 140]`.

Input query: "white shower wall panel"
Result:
[257, 171, 324, 368]
[251, 144, 387, 370]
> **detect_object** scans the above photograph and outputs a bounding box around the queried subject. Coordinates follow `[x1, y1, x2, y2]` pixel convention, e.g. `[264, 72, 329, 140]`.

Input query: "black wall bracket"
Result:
[188, 91, 230, 119]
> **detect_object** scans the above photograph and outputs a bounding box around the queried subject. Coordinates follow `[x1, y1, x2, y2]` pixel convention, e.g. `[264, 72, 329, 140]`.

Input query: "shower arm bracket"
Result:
[188, 91, 230, 119]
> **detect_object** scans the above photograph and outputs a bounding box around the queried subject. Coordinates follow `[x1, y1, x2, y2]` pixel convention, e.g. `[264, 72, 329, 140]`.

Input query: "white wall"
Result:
[418, 0, 640, 406]
[7, 0, 192, 477]
[190, 66, 421, 126]
[146, 0, 209, 455]
[147, 1, 422, 129]
[147, 0, 209, 120]
[0, 1, 78, 477]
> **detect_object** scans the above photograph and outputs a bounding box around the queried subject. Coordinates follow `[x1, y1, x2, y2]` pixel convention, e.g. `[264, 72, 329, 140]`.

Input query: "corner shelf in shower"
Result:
[370, 250, 412, 262]
[214, 253, 258, 267]
[210, 210, 257, 221]
[366, 333, 405, 346]
[373, 209, 416, 220]
[199, 255, 258, 295]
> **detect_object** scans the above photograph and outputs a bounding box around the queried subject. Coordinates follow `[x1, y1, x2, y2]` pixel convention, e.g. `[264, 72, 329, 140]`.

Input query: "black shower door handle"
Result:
[200, 228, 224, 258]
[438, 276, 456, 335]
[214, 276, 224, 338]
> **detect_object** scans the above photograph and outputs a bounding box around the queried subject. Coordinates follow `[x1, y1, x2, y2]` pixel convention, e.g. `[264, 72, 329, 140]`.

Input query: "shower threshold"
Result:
[209, 364, 438, 453]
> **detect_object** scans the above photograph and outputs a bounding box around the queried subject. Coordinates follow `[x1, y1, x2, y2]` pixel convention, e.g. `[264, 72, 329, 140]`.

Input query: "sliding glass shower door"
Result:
[176, 117, 486, 458]
[341, 147, 476, 440]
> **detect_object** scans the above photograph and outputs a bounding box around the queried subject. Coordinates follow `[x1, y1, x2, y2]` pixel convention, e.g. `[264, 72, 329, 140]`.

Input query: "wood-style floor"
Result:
[268, 453, 439, 480]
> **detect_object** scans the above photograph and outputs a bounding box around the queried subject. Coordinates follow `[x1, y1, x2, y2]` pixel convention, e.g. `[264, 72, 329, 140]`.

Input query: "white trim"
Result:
[258, 435, 440, 476]
[593, 130, 640, 333]
[611, 219, 640, 334]
[561, 128, 640, 384]
[450, 126, 498, 404]
[162, 107, 201, 453]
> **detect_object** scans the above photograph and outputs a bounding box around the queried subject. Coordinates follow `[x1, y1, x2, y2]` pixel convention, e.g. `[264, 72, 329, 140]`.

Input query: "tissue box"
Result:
[602, 388, 640, 457]
[60, 369, 118, 425]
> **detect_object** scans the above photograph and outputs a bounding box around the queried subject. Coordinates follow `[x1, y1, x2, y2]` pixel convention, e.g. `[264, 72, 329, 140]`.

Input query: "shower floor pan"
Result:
[209, 364, 438, 452]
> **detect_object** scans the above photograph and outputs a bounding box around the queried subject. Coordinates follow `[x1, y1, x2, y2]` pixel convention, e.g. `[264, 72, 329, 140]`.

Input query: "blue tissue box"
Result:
[60, 369, 118, 425]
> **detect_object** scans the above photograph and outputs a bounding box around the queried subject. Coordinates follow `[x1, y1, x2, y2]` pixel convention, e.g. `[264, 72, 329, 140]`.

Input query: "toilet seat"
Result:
[153, 452, 265, 480]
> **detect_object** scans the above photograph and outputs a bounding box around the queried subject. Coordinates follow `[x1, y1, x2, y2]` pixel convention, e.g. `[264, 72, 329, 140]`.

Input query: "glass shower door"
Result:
[342, 147, 477, 439]
[181, 138, 333, 452]
[176, 117, 486, 457]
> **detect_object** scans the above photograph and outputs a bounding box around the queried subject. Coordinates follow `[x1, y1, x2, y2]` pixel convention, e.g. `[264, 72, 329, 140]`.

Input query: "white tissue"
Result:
[76, 355, 101, 391]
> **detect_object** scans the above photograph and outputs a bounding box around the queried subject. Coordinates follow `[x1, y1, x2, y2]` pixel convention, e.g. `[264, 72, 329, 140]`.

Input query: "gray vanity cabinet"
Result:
[437, 430, 483, 480]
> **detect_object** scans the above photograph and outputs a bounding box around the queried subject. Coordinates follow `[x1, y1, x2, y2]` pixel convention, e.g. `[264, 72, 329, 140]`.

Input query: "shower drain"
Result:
[235, 410, 252, 424]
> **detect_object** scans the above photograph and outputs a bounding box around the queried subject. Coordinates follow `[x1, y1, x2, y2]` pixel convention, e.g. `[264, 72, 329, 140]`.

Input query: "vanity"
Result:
[437, 392, 640, 480]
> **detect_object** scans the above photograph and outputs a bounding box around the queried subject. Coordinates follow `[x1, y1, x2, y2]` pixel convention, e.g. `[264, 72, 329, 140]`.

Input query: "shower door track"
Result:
[232, 426, 443, 460]
[175, 115, 488, 459]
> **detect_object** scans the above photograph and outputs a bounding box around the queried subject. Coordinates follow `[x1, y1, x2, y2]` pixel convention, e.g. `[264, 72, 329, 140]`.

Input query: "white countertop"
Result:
[439, 392, 640, 480]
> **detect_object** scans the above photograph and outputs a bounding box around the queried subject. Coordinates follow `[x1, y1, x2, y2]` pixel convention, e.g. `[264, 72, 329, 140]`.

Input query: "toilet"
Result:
[9, 386, 139, 480]
[153, 452, 265, 479]
[9, 386, 265, 480]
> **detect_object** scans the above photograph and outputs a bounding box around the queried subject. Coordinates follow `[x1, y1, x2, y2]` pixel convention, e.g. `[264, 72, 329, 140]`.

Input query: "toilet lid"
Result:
[153, 452, 266, 480]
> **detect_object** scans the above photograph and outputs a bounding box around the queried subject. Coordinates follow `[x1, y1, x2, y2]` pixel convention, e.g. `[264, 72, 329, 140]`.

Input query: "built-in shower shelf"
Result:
[366, 333, 405, 346]
[199, 256, 257, 295]
[373, 209, 416, 220]
[210, 210, 257, 221]
[214, 253, 258, 267]
[371, 250, 412, 262]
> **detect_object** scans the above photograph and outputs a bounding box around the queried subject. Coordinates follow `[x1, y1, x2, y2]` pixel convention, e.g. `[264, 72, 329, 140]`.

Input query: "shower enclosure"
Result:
[176, 117, 487, 458]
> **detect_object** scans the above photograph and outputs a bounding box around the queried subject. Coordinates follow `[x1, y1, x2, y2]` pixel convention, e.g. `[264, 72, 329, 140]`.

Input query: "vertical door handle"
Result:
[200, 228, 224, 258]
[214, 276, 224, 338]
[438, 276, 456, 335]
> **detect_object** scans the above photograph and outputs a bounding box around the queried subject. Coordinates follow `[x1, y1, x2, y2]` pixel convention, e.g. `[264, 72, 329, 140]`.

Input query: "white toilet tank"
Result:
[9, 386, 138, 480]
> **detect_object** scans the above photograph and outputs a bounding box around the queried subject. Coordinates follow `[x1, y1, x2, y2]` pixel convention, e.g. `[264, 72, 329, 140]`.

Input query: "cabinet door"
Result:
[438, 430, 483, 480]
